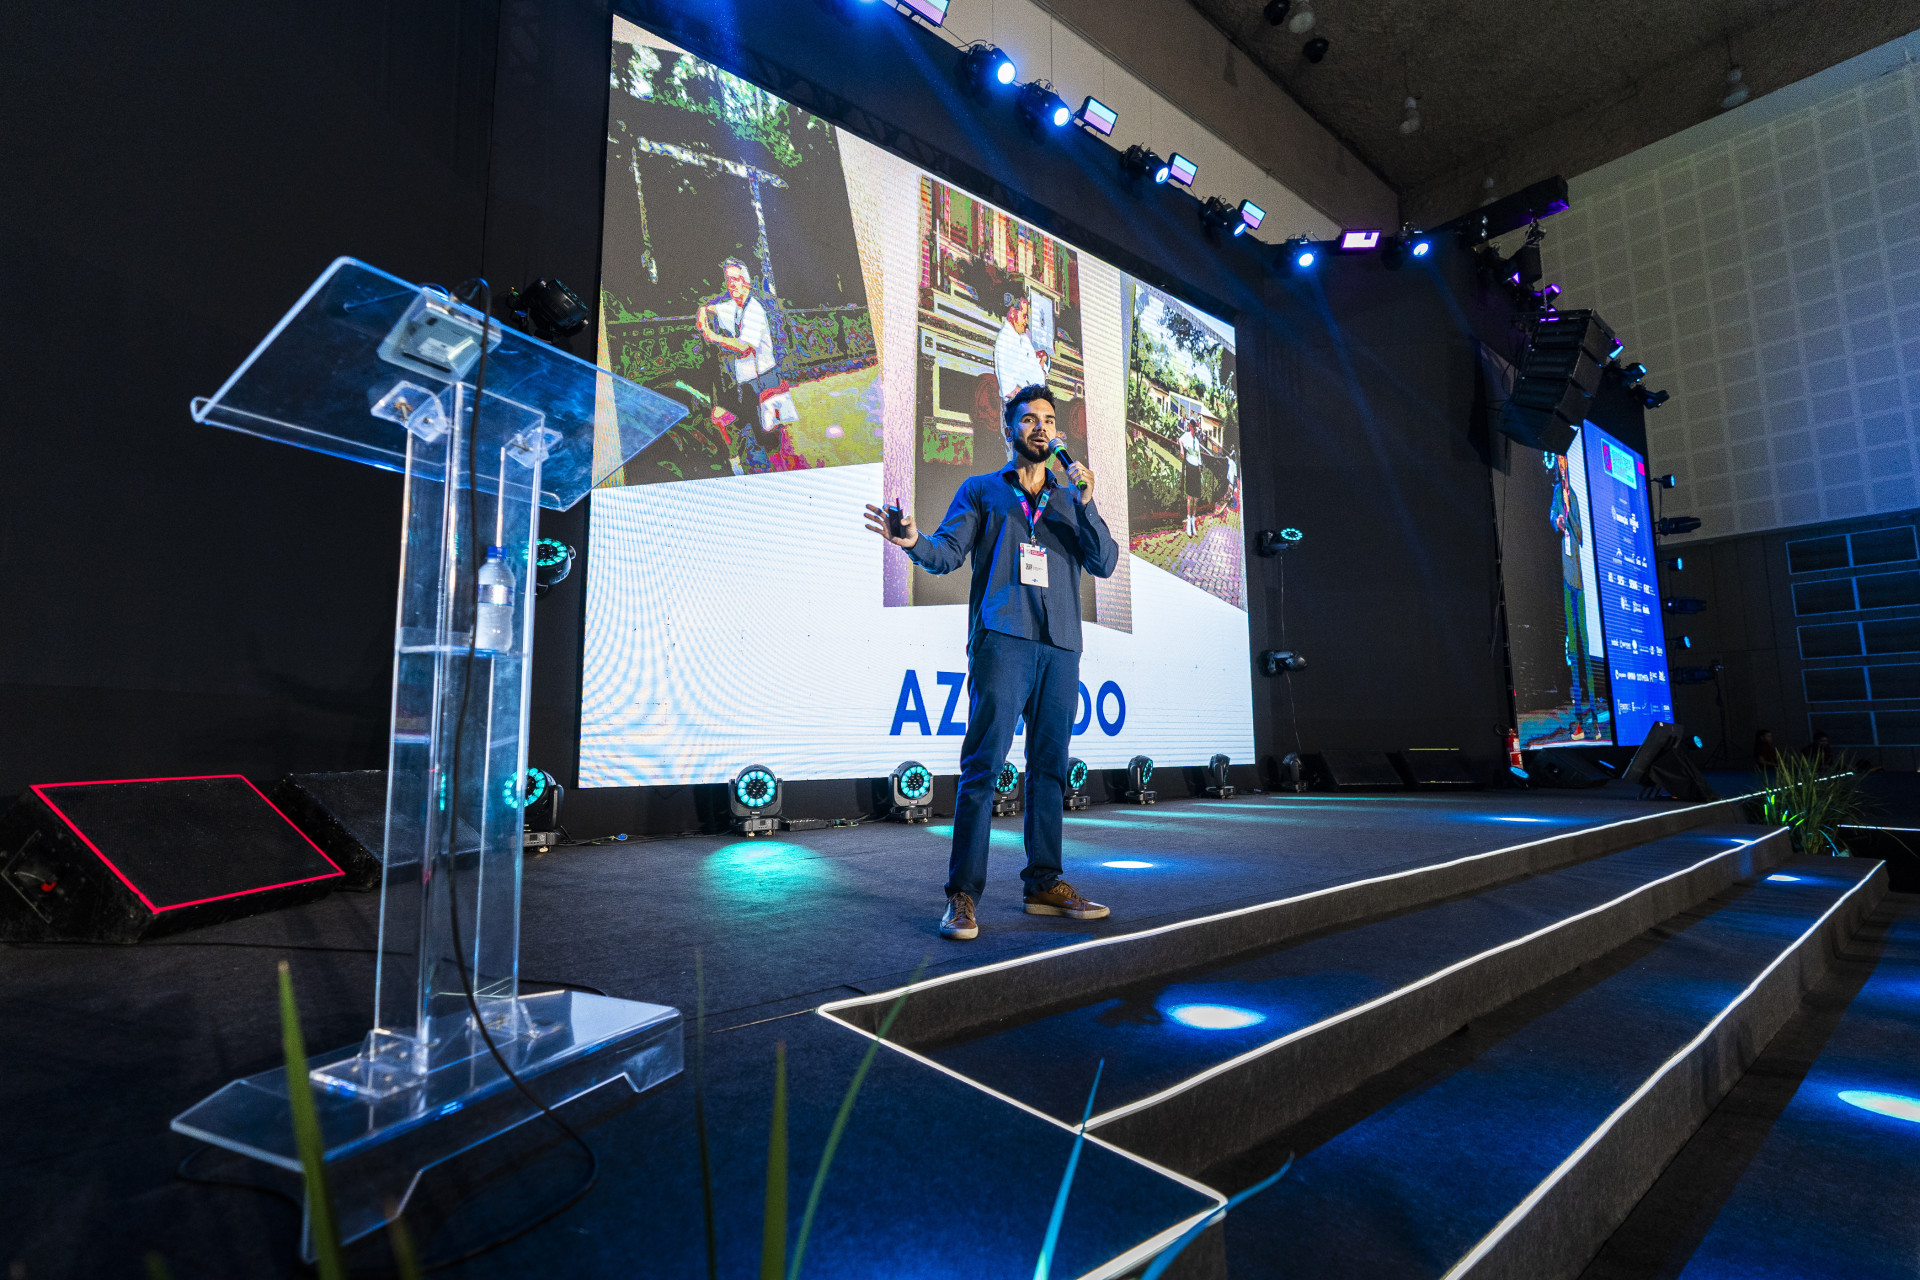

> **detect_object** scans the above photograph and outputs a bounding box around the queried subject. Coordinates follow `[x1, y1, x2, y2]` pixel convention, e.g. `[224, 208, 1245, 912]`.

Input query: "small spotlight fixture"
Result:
[519, 766, 565, 850]
[729, 764, 783, 837]
[1674, 633, 1694, 649]
[1653, 473, 1678, 489]
[1721, 66, 1749, 110]
[1288, 0, 1316, 34]
[1121, 145, 1171, 184]
[1398, 96, 1421, 136]
[1263, 0, 1291, 23]
[534, 537, 575, 597]
[1656, 516, 1702, 536]
[1261, 649, 1306, 676]
[1074, 95, 1118, 136]
[1064, 757, 1092, 811]
[1201, 196, 1247, 238]
[961, 43, 1017, 91]
[1617, 361, 1648, 386]
[1665, 596, 1708, 615]
[1166, 153, 1198, 187]
[508, 278, 590, 342]
[1277, 751, 1308, 793]
[1279, 238, 1318, 273]
[1255, 526, 1303, 555]
[1206, 753, 1235, 798]
[992, 761, 1022, 818]
[1662, 555, 1685, 571]
[1017, 80, 1072, 130]
[1339, 229, 1382, 251]
[1303, 36, 1330, 63]
[1126, 755, 1157, 805]
[1381, 229, 1432, 268]
[1641, 388, 1671, 409]
[1238, 199, 1267, 232]
[889, 760, 934, 823]
[1676, 665, 1719, 685]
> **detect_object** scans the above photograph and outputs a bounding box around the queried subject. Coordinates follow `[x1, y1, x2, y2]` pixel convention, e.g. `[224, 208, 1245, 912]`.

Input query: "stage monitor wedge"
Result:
[1314, 750, 1406, 790]
[272, 770, 388, 891]
[0, 775, 344, 942]
[1395, 748, 1480, 789]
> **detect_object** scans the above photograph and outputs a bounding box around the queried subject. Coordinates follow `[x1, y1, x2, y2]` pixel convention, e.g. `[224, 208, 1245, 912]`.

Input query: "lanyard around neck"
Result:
[1018, 480, 1050, 539]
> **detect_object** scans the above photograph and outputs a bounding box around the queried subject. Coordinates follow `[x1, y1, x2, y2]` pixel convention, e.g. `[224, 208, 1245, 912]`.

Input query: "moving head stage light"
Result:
[1017, 81, 1072, 131]
[1126, 755, 1157, 805]
[1064, 757, 1092, 810]
[960, 43, 1017, 92]
[889, 761, 934, 823]
[993, 762, 1022, 818]
[1495, 309, 1618, 455]
[534, 537, 574, 596]
[507, 278, 590, 343]
[730, 764, 782, 837]
[1261, 649, 1306, 676]
[1206, 753, 1235, 798]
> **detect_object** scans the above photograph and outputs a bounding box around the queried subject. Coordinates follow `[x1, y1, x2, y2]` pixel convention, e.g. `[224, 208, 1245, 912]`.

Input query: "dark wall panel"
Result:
[4, 0, 1535, 823]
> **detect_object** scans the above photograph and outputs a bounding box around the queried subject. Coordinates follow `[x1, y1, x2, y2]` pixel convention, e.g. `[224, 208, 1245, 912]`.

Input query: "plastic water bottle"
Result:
[475, 546, 515, 654]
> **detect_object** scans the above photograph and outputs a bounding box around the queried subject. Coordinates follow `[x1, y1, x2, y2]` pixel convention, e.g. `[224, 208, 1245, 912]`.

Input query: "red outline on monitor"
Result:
[29, 774, 346, 913]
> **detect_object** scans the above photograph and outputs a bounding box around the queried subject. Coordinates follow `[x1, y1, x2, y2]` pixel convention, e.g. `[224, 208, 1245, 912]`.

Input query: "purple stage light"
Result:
[1339, 229, 1381, 251]
[1167, 153, 1197, 187]
[901, 0, 949, 22]
[1238, 199, 1266, 231]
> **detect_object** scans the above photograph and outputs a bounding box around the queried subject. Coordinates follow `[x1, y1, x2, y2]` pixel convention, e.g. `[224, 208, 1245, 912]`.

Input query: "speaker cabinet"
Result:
[1394, 748, 1480, 789]
[0, 775, 345, 942]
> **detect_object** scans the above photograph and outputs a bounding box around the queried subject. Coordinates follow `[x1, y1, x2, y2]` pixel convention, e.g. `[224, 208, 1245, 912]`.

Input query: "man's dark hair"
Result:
[1004, 384, 1056, 430]
[720, 257, 753, 281]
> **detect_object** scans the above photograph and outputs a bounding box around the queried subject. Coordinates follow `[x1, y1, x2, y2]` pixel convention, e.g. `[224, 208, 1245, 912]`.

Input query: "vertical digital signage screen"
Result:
[579, 19, 1252, 787]
[1493, 418, 1613, 749]
[1580, 422, 1673, 747]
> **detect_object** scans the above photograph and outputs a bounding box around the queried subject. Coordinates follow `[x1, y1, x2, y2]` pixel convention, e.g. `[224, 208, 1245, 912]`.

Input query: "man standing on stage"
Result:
[993, 293, 1049, 403]
[863, 384, 1119, 940]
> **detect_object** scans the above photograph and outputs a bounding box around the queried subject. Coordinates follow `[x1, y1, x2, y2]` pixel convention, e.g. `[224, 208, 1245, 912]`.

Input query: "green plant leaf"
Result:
[761, 1041, 789, 1280]
[788, 959, 928, 1280]
[279, 961, 346, 1280]
[389, 1208, 422, 1280]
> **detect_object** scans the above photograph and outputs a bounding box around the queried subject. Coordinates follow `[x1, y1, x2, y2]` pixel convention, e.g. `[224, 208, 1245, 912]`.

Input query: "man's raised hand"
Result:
[863, 501, 918, 548]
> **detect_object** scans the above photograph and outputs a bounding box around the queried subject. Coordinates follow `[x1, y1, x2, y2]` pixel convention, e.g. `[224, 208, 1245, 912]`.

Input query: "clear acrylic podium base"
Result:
[171, 991, 682, 1256]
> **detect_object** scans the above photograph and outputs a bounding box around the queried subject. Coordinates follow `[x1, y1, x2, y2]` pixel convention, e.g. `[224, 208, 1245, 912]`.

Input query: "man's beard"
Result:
[1011, 434, 1054, 464]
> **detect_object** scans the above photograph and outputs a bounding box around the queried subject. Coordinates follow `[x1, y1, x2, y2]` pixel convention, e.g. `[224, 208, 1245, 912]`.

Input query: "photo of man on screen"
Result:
[697, 258, 799, 473]
[1550, 450, 1598, 741]
[993, 293, 1049, 402]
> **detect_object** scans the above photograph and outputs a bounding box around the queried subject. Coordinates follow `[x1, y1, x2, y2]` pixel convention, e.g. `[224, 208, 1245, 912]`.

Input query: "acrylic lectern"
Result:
[171, 258, 687, 1253]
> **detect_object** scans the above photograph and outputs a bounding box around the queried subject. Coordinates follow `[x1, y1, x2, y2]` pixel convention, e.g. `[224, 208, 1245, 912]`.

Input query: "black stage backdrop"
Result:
[2, 0, 1540, 828]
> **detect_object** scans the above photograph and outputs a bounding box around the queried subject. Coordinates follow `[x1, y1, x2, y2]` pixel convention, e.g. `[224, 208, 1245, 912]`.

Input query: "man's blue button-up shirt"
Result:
[904, 461, 1120, 652]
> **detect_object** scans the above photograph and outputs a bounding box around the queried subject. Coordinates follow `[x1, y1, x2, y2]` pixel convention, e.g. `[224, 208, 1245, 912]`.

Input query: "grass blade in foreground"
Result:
[389, 1207, 422, 1280]
[1139, 1154, 1294, 1280]
[787, 957, 929, 1280]
[1032, 1059, 1105, 1280]
[762, 1041, 789, 1280]
[279, 960, 347, 1280]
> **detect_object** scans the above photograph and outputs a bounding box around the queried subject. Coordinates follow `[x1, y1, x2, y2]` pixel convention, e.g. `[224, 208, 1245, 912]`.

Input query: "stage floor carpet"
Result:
[3, 783, 1905, 1278]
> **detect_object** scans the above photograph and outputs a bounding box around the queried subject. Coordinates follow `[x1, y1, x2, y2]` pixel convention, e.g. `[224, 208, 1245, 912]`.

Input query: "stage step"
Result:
[1583, 897, 1920, 1280]
[909, 825, 1793, 1174]
[1213, 857, 1885, 1280]
[830, 796, 1757, 1051]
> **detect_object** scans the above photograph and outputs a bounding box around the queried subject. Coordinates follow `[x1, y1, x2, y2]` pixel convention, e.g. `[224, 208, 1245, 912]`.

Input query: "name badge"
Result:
[1019, 541, 1049, 587]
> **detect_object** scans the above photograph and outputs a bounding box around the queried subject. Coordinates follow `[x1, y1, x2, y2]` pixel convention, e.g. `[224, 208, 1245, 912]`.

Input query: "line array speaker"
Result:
[1497, 309, 1617, 454]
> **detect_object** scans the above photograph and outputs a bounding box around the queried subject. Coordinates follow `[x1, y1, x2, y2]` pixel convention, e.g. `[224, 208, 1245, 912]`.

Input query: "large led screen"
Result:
[579, 20, 1252, 787]
[1579, 422, 1673, 746]
[1493, 421, 1614, 749]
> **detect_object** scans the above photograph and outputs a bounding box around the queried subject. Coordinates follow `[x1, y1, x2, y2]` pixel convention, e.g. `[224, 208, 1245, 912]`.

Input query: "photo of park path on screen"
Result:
[598, 27, 882, 484]
[579, 18, 1252, 788]
[1124, 282, 1243, 610]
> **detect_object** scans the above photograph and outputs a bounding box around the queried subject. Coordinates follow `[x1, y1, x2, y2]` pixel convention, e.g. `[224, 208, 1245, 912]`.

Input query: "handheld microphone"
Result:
[1048, 438, 1088, 489]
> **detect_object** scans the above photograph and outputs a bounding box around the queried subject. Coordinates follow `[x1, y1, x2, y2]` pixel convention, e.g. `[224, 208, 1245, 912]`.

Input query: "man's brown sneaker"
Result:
[1023, 881, 1109, 920]
[940, 891, 979, 940]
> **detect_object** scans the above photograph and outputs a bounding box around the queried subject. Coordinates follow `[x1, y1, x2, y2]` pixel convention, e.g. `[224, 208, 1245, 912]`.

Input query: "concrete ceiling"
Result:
[1184, 0, 1920, 226]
